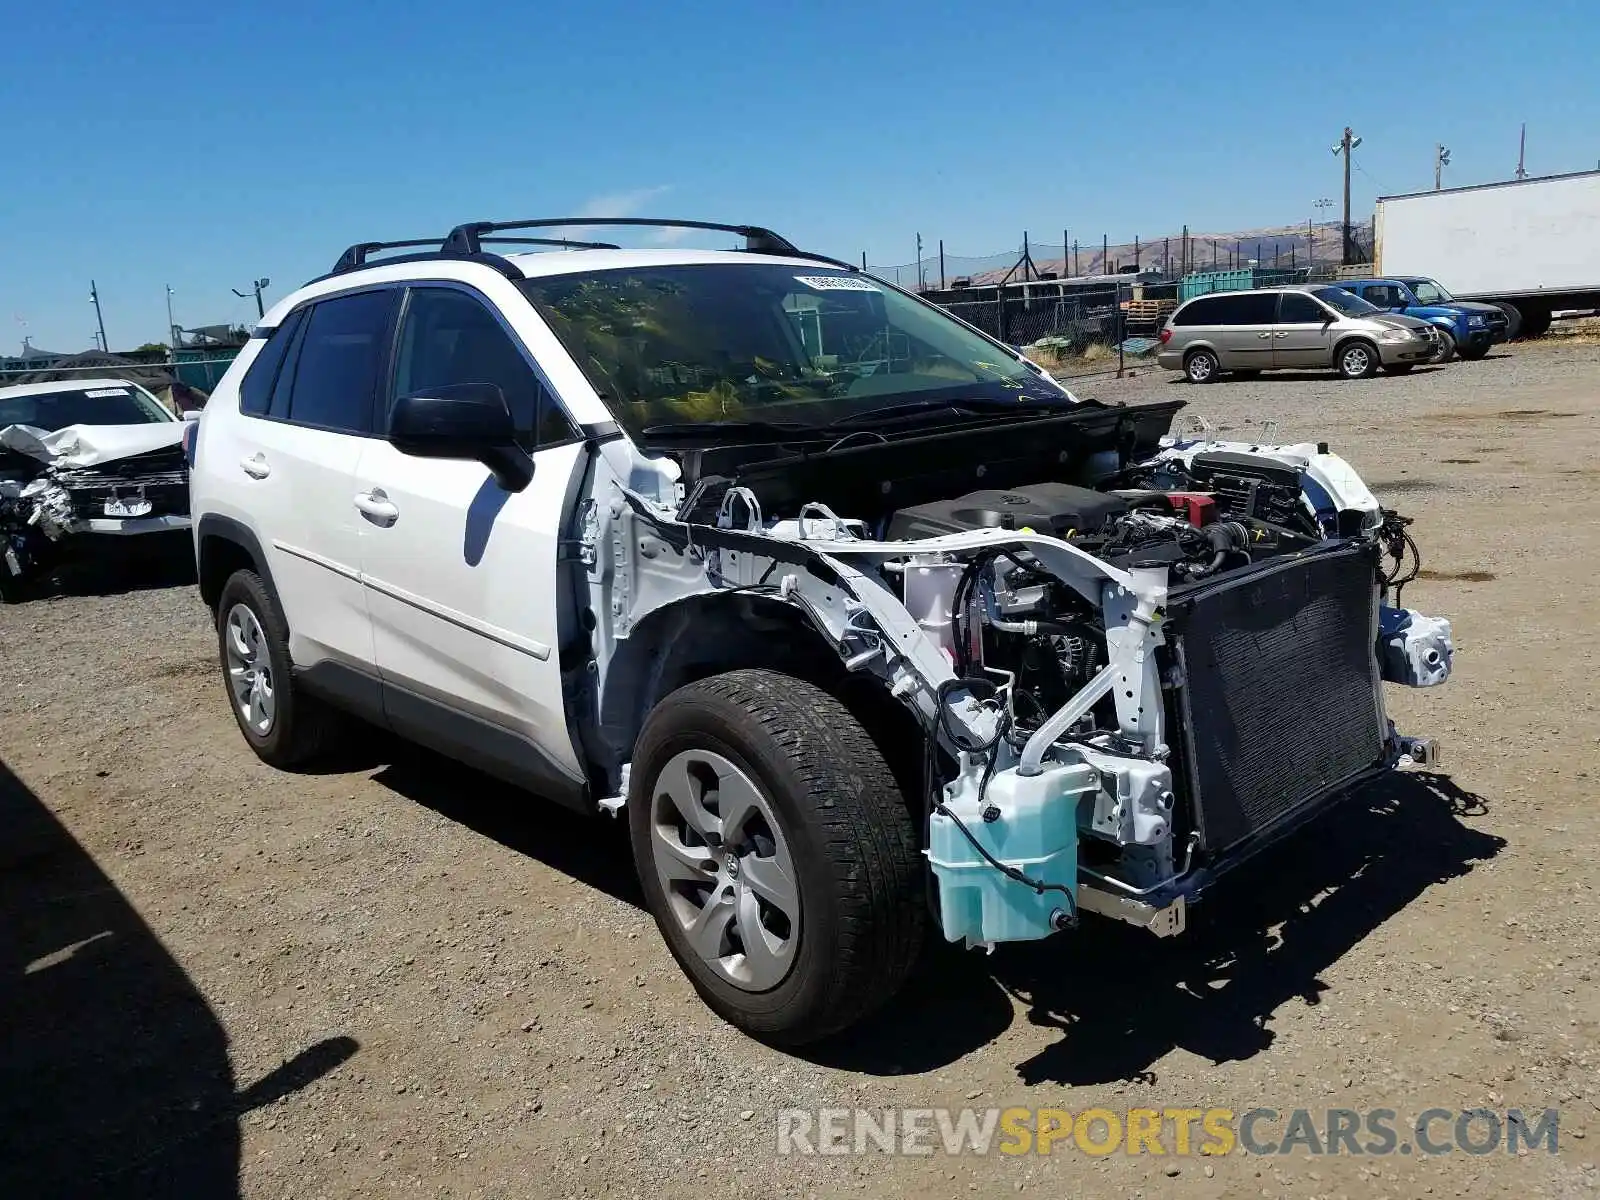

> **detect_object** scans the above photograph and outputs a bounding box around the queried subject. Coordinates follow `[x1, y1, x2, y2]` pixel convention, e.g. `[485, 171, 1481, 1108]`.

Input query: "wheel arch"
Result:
[594, 592, 925, 805]
[1333, 334, 1379, 366]
[196, 514, 276, 615]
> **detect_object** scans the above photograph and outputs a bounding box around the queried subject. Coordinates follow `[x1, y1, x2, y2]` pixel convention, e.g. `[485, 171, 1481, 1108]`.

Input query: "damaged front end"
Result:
[581, 402, 1452, 951]
[0, 422, 190, 595]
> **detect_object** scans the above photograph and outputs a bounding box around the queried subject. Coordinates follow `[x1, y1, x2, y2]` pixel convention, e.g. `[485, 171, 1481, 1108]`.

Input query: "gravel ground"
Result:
[2, 343, 1598, 1199]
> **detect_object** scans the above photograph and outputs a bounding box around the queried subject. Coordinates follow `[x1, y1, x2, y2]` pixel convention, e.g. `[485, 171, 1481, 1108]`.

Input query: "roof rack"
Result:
[443, 217, 802, 257]
[323, 217, 856, 281]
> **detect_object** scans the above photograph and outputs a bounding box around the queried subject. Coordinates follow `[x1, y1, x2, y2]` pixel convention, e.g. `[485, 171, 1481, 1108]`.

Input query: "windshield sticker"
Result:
[83, 388, 131, 398]
[794, 275, 881, 292]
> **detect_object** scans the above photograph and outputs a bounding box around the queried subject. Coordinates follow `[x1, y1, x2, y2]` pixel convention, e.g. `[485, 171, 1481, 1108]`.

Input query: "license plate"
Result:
[105, 495, 153, 518]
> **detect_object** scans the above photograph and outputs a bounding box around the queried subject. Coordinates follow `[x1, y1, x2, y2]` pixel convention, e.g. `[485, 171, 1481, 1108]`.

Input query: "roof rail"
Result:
[443, 217, 803, 257]
[322, 218, 857, 284]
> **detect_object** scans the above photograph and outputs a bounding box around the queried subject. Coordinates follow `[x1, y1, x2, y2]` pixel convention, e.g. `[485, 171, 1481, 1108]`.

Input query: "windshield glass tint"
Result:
[1406, 279, 1453, 304]
[0, 384, 169, 431]
[519, 264, 1063, 435]
[1316, 287, 1381, 317]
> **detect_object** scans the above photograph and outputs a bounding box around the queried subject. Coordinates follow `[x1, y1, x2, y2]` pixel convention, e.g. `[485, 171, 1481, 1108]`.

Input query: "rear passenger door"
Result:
[1272, 291, 1336, 369]
[1211, 292, 1278, 370]
[230, 287, 397, 677]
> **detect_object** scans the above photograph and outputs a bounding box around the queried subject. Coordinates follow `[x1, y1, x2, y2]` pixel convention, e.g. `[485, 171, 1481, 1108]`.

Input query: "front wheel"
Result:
[1431, 329, 1457, 364]
[1336, 341, 1379, 379]
[628, 669, 924, 1045]
[1457, 342, 1490, 361]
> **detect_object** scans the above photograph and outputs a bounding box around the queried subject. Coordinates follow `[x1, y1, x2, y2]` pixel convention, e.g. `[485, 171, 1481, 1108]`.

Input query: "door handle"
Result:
[1273, 331, 1289, 338]
[1257, 332, 1272, 339]
[240, 453, 271, 479]
[353, 489, 399, 525]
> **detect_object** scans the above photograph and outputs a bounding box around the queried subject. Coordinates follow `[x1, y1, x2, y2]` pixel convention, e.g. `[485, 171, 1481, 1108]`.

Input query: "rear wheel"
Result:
[628, 669, 924, 1045]
[1518, 308, 1552, 338]
[1184, 348, 1220, 384]
[1336, 340, 1379, 379]
[216, 569, 343, 768]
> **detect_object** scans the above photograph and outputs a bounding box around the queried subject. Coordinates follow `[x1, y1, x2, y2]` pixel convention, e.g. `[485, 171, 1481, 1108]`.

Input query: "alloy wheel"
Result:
[224, 602, 275, 735]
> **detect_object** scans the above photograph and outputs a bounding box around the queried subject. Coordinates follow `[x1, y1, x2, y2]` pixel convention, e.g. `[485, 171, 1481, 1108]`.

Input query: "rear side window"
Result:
[1221, 293, 1278, 324]
[238, 309, 304, 416]
[1278, 293, 1327, 323]
[282, 290, 395, 434]
[1172, 296, 1222, 326]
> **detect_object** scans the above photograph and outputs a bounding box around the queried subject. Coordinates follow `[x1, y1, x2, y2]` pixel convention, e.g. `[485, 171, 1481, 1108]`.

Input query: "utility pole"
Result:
[938, 239, 945, 290]
[233, 277, 271, 319]
[1516, 123, 1527, 179]
[1331, 127, 1363, 263]
[165, 285, 178, 348]
[915, 232, 924, 291]
[89, 280, 108, 353]
[1435, 142, 1451, 190]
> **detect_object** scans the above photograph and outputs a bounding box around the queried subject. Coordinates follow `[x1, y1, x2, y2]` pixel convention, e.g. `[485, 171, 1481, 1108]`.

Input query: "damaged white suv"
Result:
[189, 219, 1454, 1045]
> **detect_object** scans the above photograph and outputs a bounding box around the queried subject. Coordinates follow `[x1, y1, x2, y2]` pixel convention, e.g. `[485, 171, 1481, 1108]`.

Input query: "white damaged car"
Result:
[0, 378, 191, 601]
[189, 220, 1454, 1044]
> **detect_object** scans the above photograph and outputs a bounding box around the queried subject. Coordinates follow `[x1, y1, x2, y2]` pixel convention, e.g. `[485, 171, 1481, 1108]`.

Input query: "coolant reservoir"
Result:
[928, 761, 1097, 945]
[903, 561, 965, 662]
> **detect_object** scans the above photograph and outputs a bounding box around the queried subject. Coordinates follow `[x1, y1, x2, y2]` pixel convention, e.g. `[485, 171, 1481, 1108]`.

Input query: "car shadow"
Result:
[0, 756, 359, 1197]
[369, 738, 644, 908]
[362, 738, 1499, 1082]
[24, 530, 197, 601]
[806, 770, 1500, 1080]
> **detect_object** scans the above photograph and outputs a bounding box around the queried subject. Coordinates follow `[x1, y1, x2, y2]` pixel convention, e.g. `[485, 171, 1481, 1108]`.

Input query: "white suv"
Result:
[191, 218, 1453, 1045]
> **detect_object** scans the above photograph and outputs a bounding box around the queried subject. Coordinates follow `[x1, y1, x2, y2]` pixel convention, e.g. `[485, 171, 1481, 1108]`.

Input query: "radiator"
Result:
[1168, 543, 1386, 853]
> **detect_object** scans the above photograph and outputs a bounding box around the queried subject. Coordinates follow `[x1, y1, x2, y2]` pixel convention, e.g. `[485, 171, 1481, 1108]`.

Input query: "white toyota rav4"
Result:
[190, 218, 1454, 1045]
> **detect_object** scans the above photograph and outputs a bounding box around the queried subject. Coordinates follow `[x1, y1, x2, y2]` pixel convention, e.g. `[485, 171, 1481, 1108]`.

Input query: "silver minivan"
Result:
[1157, 285, 1440, 382]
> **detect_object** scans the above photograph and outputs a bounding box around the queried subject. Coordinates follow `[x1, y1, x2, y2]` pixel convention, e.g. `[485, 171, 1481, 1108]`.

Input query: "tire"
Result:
[1518, 308, 1552, 339]
[215, 569, 342, 768]
[1335, 340, 1379, 379]
[1184, 348, 1220, 384]
[1430, 329, 1456, 364]
[1384, 364, 1415, 375]
[1494, 302, 1523, 340]
[628, 669, 924, 1046]
[1457, 343, 1490, 362]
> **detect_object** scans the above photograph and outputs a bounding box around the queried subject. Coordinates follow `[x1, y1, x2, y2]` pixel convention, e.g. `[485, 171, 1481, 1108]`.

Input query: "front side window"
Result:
[1405, 279, 1452, 304]
[519, 264, 1065, 437]
[393, 287, 576, 448]
[282, 290, 394, 434]
[1278, 293, 1328, 323]
[1315, 287, 1381, 318]
[0, 382, 170, 431]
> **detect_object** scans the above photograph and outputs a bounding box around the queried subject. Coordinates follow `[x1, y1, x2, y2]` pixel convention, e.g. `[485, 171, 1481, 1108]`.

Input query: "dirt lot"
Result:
[3, 344, 1598, 1199]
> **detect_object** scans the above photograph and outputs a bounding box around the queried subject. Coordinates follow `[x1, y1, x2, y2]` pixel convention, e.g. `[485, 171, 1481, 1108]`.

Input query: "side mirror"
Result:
[1391, 304, 1408, 313]
[389, 383, 534, 493]
[181, 409, 201, 422]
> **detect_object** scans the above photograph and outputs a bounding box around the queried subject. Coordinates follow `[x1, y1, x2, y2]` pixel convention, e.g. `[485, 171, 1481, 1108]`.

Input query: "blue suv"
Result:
[1336, 277, 1509, 361]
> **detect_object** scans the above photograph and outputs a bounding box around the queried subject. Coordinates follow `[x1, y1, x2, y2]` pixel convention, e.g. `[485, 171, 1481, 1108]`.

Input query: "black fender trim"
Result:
[195, 514, 276, 610]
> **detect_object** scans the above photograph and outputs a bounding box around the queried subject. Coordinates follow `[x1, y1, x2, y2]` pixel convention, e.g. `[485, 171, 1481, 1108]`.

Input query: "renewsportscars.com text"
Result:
[775, 1106, 1562, 1158]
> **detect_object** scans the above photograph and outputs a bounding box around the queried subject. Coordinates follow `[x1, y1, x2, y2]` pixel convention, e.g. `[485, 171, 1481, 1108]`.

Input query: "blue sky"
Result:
[4, 0, 1598, 352]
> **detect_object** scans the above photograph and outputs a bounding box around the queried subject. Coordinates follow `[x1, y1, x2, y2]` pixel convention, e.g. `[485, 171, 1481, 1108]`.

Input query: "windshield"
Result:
[519, 264, 1069, 437]
[0, 383, 171, 432]
[1403, 278, 1454, 304]
[1316, 287, 1382, 317]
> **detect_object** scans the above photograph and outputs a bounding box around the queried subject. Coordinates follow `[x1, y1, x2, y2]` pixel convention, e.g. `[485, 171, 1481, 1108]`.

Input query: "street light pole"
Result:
[89, 280, 108, 353]
[1331, 129, 1362, 264]
[233, 277, 271, 319]
[1434, 143, 1451, 190]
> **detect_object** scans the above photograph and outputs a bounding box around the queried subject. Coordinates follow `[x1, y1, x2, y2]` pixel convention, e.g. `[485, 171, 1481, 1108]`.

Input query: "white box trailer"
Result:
[1375, 169, 1600, 336]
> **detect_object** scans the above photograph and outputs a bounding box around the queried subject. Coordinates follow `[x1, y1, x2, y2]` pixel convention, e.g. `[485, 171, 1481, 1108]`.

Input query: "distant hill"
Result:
[879, 220, 1368, 287]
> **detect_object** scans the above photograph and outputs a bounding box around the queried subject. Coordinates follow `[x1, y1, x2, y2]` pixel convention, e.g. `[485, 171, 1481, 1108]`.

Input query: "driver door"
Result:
[352, 284, 591, 795]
